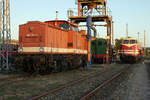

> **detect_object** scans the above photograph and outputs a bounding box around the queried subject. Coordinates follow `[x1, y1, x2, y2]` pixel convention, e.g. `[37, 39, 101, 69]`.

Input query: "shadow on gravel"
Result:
[118, 61, 139, 64]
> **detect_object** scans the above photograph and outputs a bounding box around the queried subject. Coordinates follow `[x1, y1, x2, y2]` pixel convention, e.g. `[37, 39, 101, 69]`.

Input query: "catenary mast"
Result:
[0, 0, 11, 71]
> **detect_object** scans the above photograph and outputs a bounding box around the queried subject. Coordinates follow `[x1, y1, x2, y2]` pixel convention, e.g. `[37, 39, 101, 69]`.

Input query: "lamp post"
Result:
[137, 32, 140, 42]
[144, 30, 146, 56]
[112, 21, 114, 46]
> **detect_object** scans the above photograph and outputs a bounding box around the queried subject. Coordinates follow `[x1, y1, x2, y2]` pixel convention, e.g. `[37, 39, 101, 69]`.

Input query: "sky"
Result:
[2, 0, 150, 47]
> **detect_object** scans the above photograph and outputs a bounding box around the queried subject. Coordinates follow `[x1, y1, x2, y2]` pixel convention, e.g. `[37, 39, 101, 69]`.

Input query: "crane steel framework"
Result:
[68, 0, 112, 64]
[0, 0, 11, 71]
[77, 0, 107, 16]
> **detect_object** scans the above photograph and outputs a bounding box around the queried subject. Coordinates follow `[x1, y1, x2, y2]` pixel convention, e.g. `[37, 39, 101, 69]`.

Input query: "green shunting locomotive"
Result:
[91, 38, 107, 64]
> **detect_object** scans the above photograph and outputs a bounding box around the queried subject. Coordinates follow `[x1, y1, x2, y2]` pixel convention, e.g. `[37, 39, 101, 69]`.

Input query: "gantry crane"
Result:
[0, 0, 11, 71]
[68, 0, 112, 64]
[77, 0, 107, 16]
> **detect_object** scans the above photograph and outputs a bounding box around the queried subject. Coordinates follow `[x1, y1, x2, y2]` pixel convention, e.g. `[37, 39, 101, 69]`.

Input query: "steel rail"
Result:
[0, 74, 29, 81]
[0, 71, 59, 84]
[30, 69, 108, 100]
[0, 74, 57, 87]
[0, 67, 100, 87]
[0, 74, 31, 87]
[80, 67, 129, 100]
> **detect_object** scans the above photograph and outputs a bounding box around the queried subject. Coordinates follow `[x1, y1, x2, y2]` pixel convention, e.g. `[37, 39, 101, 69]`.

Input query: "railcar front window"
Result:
[123, 40, 129, 44]
[130, 40, 137, 44]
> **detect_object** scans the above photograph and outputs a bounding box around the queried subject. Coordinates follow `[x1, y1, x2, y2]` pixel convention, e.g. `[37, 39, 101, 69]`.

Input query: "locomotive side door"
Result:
[67, 24, 73, 49]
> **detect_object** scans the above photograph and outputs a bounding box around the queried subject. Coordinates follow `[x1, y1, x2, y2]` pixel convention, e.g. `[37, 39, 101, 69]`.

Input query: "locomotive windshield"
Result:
[123, 39, 137, 44]
[98, 41, 102, 46]
[59, 24, 70, 30]
[123, 40, 129, 44]
[130, 40, 137, 44]
[72, 26, 78, 32]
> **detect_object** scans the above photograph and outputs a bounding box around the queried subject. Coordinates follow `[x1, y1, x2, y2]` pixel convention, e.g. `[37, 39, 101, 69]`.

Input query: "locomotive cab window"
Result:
[72, 26, 78, 32]
[130, 40, 137, 44]
[92, 41, 95, 46]
[59, 24, 70, 31]
[98, 41, 102, 46]
[123, 40, 129, 44]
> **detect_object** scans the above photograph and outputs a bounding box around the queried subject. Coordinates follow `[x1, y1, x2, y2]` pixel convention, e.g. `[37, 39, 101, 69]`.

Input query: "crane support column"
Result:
[106, 20, 112, 64]
[86, 15, 92, 69]
[69, 0, 113, 64]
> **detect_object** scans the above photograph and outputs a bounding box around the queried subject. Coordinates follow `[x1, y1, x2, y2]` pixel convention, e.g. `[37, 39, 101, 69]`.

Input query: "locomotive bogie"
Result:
[120, 55, 139, 63]
[12, 53, 87, 73]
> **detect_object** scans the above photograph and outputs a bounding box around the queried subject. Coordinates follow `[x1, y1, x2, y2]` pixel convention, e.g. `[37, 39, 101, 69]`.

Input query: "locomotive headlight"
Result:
[40, 47, 44, 52]
[19, 47, 23, 52]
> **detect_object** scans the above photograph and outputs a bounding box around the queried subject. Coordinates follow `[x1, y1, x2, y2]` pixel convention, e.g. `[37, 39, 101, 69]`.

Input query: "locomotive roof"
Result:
[45, 20, 67, 22]
[122, 37, 137, 40]
[45, 20, 78, 27]
[20, 20, 78, 27]
[19, 21, 44, 26]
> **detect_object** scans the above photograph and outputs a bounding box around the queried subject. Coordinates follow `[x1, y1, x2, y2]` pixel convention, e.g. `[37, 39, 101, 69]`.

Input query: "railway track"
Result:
[0, 74, 29, 81]
[0, 73, 61, 87]
[0, 66, 104, 88]
[30, 69, 110, 100]
[80, 67, 129, 100]
[30, 65, 128, 100]
[0, 74, 31, 86]
[0, 71, 63, 86]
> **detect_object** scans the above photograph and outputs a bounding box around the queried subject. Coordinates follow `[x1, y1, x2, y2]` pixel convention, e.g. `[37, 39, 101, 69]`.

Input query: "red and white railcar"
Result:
[120, 37, 142, 62]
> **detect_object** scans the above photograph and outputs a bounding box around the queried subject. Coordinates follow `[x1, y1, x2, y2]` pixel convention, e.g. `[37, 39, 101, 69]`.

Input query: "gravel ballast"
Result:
[91, 61, 150, 100]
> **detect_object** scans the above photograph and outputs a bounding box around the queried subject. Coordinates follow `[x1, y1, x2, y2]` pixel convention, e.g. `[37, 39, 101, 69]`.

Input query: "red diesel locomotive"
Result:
[13, 20, 88, 73]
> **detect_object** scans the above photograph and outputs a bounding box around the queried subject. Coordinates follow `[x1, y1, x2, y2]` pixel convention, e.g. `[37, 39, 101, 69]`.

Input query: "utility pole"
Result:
[137, 32, 140, 42]
[126, 23, 128, 38]
[112, 21, 114, 46]
[0, 0, 11, 71]
[0, 1, 2, 68]
[56, 11, 58, 20]
[144, 30, 146, 55]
